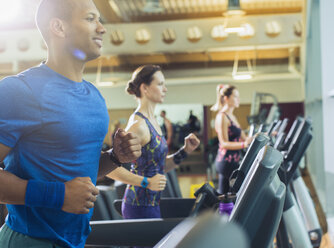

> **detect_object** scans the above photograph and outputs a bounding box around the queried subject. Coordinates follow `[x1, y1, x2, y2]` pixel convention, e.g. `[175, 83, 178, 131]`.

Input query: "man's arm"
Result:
[102, 126, 167, 191]
[0, 143, 27, 205]
[97, 129, 142, 179]
[0, 143, 10, 162]
[0, 143, 99, 214]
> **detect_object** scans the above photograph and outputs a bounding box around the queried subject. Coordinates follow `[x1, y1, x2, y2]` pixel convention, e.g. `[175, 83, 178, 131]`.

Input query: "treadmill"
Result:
[230, 145, 285, 248]
[277, 119, 314, 248]
[154, 211, 249, 248]
[86, 144, 285, 248]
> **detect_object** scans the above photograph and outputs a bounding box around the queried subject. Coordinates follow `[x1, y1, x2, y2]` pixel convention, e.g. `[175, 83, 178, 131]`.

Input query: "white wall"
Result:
[97, 78, 304, 110]
[305, 0, 334, 217]
[154, 104, 203, 126]
[320, 0, 334, 175]
[305, 0, 326, 212]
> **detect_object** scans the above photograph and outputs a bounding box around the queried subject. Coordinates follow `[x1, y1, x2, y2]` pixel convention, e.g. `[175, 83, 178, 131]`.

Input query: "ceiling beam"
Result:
[84, 47, 299, 69]
[93, 0, 123, 23]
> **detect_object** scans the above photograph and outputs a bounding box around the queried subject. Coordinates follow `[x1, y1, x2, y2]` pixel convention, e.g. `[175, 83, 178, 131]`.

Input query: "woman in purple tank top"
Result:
[112, 65, 200, 221]
[211, 84, 253, 194]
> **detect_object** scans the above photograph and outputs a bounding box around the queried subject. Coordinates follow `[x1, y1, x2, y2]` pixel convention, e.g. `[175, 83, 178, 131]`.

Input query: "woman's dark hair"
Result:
[126, 65, 161, 97]
[211, 84, 236, 112]
[221, 85, 236, 98]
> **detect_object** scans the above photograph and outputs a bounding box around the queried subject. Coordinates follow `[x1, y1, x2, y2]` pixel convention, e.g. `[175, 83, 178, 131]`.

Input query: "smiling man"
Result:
[0, 0, 142, 247]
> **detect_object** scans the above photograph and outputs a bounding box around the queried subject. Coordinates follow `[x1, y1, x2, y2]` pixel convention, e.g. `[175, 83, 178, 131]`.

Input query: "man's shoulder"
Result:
[0, 65, 49, 99]
[1, 64, 48, 86]
[0, 75, 27, 93]
[0, 75, 22, 85]
[83, 79, 98, 90]
[18, 64, 51, 82]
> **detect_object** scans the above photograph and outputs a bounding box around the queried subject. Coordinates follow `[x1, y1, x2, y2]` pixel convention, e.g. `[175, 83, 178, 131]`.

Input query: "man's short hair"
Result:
[35, 0, 74, 42]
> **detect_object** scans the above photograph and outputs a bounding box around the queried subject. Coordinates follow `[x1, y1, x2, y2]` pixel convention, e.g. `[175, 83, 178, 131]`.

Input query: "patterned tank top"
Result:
[123, 112, 168, 206]
[216, 112, 242, 163]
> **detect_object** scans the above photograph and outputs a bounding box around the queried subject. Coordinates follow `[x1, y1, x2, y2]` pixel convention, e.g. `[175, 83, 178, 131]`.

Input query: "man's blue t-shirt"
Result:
[0, 64, 109, 248]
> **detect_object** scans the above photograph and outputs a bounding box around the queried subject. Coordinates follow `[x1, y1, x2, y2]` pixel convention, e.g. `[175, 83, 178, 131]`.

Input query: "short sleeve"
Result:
[0, 76, 42, 148]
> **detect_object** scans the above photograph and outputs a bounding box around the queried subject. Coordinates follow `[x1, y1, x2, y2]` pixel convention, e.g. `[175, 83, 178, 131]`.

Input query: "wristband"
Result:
[109, 148, 124, 167]
[25, 180, 65, 209]
[241, 142, 245, 149]
[141, 177, 149, 188]
[173, 148, 188, 165]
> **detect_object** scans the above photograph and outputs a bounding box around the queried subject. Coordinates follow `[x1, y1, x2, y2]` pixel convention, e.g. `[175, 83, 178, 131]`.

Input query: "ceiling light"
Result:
[238, 23, 255, 39]
[97, 82, 115, 87]
[110, 30, 124, 46]
[211, 25, 228, 41]
[294, 20, 302, 37]
[17, 38, 30, 52]
[232, 53, 254, 81]
[225, 27, 245, 34]
[211, 23, 254, 40]
[162, 28, 176, 44]
[135, 29, 151, 44]
[187, 26, 202, 43]
[265, 21, 282, 38]
[233, 73, 253, 80]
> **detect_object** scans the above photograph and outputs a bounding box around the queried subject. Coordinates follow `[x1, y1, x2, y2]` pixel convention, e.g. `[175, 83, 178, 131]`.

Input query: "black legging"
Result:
[218, 174, 230, 194]
[215, 158, 239, 194]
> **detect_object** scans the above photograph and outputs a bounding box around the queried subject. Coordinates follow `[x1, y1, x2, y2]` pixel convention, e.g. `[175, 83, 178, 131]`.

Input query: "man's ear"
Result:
[49, 18, 66, 38]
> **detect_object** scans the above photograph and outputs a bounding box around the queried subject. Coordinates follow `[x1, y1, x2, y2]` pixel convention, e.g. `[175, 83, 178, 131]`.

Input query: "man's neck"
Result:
[46, 54, 86, 83]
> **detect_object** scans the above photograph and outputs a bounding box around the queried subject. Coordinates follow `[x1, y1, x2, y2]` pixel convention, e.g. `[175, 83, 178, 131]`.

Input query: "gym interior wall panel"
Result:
[234, 105, 252, 130]
[173, 79, 303, 105]
[99, 79, 303, 108]
[325, 173, 334, 215]
[320, 0, 334, 175]
[304, 0, 328, 216]
[260, 102, 304, 130]
[320, 0, 334, 217]
[99, 86, 138, 110]
[154, 104, 203, 127]
[0, 14, 302, 64]
[101, 14, 302, 55]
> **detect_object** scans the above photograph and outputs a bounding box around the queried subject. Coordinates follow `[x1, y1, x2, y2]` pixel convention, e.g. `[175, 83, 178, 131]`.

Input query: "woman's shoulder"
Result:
[127, 113, 147, 131]
[126, 113, 151, 145]
[218, 111, 230, 122]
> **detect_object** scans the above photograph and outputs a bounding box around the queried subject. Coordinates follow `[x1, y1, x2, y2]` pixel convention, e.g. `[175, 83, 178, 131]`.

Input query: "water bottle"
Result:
[219, 198, 234, 216]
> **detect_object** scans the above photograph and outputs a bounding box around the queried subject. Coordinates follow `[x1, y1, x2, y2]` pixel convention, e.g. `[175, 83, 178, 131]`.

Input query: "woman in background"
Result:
[211, 84, 252, 194]
[111, 65, 200, 220]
